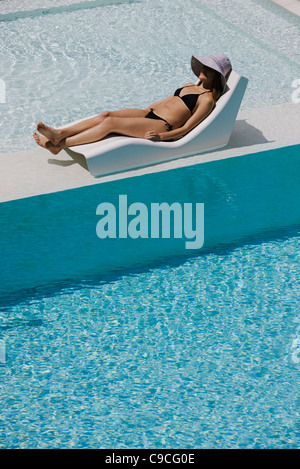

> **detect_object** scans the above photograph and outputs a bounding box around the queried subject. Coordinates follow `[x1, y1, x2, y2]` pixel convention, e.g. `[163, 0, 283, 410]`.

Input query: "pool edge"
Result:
[0, 102, 299, 204]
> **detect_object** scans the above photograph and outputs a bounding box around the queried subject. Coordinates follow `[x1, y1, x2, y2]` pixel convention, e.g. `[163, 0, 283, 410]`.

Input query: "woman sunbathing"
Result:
[33, 54, 232, 155]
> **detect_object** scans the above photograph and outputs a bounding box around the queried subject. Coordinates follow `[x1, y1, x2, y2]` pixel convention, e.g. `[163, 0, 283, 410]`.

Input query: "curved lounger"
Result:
[65, 70, 248, 177]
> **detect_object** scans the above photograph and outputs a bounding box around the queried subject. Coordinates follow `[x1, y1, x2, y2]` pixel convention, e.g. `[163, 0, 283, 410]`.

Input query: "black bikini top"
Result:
[174, 86, 210, 113]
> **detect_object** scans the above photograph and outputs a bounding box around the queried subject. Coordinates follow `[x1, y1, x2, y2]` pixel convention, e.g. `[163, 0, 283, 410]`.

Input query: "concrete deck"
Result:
[271, 0, 300, 16]
[0, 101, 299, 204]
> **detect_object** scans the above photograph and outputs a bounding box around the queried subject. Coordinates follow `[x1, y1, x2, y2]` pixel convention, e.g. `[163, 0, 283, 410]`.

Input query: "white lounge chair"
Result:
[65, 70, 248, 177]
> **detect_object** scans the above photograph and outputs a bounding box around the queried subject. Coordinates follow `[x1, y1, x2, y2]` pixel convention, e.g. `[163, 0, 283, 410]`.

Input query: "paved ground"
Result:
[271, 0, 300, 16]
[0, 102, 299, 203]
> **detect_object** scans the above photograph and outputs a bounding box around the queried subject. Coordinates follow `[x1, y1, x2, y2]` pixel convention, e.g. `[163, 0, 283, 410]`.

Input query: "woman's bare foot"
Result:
[33, 132, 62, 155]
[36, 121, 62, 145]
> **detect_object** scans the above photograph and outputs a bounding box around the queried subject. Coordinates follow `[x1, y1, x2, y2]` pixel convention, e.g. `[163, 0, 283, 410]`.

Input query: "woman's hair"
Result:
[210, 70, 223, 101]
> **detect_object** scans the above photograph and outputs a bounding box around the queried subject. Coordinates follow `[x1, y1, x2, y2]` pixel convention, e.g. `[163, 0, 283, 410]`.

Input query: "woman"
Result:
[33, 54, 232, 155]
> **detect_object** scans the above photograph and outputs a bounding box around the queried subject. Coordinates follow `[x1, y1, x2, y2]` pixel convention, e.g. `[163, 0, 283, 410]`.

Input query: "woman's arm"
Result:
[146, 95, 215, 141]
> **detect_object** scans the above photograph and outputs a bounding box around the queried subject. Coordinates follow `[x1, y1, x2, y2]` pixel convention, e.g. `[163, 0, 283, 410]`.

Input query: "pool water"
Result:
[0, 230, 299, 449]
[0, 0, 299, 154]
[0, 143, 299, 448]
[0, 0, 300, 450]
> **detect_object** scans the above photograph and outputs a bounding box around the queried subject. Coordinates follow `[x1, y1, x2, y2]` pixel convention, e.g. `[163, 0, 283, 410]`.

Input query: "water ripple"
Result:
[0, 234, 299, 448]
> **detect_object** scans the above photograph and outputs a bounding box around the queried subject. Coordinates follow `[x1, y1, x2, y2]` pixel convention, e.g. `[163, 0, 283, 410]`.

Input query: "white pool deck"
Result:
[0, 0, 299, 204]
[271, 0, 300, 16]
[0, 101, 299, 204]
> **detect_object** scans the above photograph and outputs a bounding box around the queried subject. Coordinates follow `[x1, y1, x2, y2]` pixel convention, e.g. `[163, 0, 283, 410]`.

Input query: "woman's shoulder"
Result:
[194, 92, 215, 112]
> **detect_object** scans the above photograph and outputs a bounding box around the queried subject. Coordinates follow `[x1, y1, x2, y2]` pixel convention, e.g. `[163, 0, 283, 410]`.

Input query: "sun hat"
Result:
[191, 53, 232, 93]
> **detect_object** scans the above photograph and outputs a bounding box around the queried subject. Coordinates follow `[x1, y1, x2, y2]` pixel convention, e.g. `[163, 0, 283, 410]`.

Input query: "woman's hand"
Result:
[145, 131, 161, 141]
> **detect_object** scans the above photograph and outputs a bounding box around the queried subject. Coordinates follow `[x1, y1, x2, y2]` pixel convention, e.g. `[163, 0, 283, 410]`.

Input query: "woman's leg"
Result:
[36, 114, 107, 145]
[63, 116, 166, 147]
[34, 115, 166, 154]
[36, 109, 148, 144]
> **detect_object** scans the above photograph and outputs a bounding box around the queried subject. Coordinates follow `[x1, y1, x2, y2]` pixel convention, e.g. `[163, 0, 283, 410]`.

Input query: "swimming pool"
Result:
[0, 0, 299, 154]
[0, 0, 300, 449]
[0, 230, 299, 449]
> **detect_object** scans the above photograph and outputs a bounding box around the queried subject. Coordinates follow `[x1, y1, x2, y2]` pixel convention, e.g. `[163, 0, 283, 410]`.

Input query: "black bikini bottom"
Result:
[145, 108, 173, 131]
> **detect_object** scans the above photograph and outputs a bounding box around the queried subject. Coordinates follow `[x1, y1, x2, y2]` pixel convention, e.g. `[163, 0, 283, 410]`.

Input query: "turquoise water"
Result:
[0, 0, 300, 450]
[1, 144, 299, 298]
[0, 144, 300, 448]
[0, 231, 299, 448]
